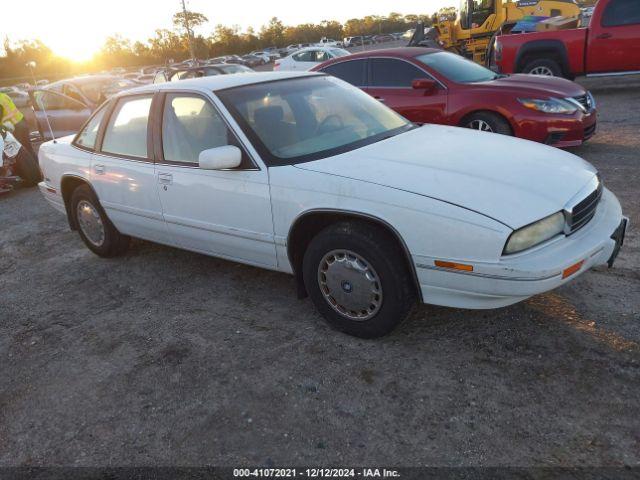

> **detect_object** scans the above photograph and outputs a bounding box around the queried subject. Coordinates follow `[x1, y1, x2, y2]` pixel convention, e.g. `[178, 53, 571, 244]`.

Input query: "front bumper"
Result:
[415, 188, 626, 309]
[515, 109, 597, 148]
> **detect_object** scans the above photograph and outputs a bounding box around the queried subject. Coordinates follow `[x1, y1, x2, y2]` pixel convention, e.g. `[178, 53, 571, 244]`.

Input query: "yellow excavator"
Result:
[428, 0, 582, 65]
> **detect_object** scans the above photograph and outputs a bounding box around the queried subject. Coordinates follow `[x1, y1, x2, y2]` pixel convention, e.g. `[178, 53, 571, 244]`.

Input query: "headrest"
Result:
[254, 105, 284, 125]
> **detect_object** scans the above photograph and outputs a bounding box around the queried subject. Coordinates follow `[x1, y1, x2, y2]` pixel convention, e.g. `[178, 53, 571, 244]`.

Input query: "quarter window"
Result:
[101, 96, 152, 158]
[161, 94, 247, 166]
[320, 60, 367, 86]
[370, 58, 426, 88]
[602, 0, 640, 26]
[74, 105, 108, 150]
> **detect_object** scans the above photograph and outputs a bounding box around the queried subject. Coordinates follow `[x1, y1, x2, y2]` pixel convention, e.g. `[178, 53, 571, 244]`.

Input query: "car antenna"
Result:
[26, 61, 56, 144]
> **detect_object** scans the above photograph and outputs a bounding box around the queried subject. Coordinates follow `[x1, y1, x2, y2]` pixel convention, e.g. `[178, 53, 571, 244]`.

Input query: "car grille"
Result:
[573, 93, 593, 112]
[566, 180, 603, 234]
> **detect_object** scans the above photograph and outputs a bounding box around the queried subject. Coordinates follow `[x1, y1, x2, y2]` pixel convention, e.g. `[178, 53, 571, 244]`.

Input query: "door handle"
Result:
[158, 172, 173, 185]
[94, 164, 105, 175]
[374, 96, 386, 103]
[596, 33, 612, 39]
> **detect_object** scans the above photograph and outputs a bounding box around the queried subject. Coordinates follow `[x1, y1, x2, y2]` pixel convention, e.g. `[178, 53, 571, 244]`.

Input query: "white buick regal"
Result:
[38, 71, 627, 338]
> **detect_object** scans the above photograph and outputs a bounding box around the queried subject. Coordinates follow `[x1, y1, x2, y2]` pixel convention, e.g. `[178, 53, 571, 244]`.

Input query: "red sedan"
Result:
[312, 47, 597, 148]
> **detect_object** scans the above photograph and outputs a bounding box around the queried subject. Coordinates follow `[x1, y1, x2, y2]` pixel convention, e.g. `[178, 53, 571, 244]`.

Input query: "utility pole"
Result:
[181, 0, 196, 61]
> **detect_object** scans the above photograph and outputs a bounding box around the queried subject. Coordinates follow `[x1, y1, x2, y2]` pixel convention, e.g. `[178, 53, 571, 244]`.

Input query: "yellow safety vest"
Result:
[0, 92, 24, 125]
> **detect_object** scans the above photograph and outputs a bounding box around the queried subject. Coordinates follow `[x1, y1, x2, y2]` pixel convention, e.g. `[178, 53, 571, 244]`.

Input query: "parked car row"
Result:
[35, 71, 627, 338]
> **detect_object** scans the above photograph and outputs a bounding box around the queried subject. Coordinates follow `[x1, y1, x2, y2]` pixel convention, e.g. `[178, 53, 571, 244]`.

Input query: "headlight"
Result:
[504, 211, 565, 255]
[518, 98, 578, 115]
[587, 91, 596, 110]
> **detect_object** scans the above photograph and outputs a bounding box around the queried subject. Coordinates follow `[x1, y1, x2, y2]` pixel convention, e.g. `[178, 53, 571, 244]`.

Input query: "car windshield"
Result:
[416, 51, 498, 83]
[218, 76, 413, 166]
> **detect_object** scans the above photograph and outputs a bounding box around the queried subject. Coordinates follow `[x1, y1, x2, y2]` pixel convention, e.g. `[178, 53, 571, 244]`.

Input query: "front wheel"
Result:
[302, 222, 416, 338]
[70, 184, 130, 257]
[463, 112, 513, 136]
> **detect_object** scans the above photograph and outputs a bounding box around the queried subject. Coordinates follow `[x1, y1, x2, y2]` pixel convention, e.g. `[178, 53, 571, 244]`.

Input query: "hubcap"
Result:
[317, 249, 383, 321]
[76, 200, 105, 247]
[468, 119, 493, 132]
[529, 66, 554, 76]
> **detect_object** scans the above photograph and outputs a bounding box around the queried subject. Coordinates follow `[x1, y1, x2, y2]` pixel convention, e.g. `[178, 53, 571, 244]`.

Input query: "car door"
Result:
[587, 0, 640, 73]
[91, 94, 171, 244]
[153, 91, 276, 268]
[29, 89, 92, 140]
[365, 58, 448, 125]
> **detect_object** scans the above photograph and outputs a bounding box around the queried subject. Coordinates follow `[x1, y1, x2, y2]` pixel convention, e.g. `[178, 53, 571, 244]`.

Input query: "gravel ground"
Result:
[0, 71, 639, 467]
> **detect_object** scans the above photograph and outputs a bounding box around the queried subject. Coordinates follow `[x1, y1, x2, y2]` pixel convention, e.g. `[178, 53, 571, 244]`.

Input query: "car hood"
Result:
[473, 74, 587, 97]
[294, 125, 597, 229]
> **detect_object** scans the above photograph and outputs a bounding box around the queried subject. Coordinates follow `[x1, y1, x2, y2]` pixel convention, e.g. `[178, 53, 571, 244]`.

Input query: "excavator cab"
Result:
[460, 0, 497, 30]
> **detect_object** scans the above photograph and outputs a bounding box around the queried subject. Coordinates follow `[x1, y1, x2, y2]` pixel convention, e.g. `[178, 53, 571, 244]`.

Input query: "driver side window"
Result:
[161, 93, 252, 168]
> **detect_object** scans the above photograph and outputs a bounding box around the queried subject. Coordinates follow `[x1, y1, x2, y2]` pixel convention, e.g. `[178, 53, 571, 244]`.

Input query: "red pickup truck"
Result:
[494, 0, 640, 78]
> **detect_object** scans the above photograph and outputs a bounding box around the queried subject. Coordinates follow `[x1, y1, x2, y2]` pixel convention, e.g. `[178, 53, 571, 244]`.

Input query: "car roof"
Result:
[123, 71, 321, 95]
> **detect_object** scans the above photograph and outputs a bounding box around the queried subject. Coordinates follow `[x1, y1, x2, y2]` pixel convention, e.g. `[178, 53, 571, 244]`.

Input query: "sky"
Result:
[2, 0, 456, 61]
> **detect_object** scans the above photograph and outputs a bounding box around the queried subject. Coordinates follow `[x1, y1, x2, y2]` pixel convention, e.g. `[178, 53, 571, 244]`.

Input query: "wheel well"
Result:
[459, 110, 514, 135]
[514, 41, 569, 77]
[287, 211, 421, 301]
[60, 175, 91, 230]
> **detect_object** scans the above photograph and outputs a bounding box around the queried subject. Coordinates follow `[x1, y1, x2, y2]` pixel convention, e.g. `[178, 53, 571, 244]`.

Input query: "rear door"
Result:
[91, 94, 171, 244]
[29, 89, 92, 140]
[587, 0, 640, 73]
[365, 58, 448, 125]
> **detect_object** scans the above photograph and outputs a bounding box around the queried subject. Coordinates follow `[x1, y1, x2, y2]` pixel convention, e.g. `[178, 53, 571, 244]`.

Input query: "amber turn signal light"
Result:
[562, 260, 584, 279]
[434, 260, 474, 272]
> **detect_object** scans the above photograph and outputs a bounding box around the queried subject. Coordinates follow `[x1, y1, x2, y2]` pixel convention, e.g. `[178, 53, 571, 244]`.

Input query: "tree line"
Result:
[0, 11, 436, 82]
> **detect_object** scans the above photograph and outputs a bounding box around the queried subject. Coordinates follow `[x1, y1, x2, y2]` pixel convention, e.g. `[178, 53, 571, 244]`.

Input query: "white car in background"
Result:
[37, 72, 627, 338]
[316, 37, 343, 48]
[274, 47, 350, 71]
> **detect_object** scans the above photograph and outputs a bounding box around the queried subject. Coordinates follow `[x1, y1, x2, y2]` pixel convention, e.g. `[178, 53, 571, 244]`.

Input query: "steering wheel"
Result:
[316, 114, 344, 135]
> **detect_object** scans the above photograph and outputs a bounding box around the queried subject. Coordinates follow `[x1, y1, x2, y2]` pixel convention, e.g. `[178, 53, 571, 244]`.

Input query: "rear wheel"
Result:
[463, 112, 512, 136]
[523, 58, 562, 77]
[70, 184, 130, 257]
[302, 221, 416, 338]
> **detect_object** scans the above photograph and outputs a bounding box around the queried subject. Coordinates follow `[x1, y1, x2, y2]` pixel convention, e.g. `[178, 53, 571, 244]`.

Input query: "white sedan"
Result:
[274, 47, 350, 71]
[37, 72, 627, 338]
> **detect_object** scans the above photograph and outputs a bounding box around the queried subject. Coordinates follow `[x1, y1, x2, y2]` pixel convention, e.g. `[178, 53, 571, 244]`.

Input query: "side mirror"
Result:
[412, 78, 437, 95]
[199, 145, 242, 170]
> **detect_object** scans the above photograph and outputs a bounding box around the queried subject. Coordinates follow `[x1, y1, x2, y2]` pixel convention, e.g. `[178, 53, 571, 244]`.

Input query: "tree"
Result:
[260, 17, 285, 47]
[172, 10, 209, 31]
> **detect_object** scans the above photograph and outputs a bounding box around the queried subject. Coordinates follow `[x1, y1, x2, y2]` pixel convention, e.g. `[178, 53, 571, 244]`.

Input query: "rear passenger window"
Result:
[370, 58, 427, 88]
[321, 60, 367, 86]
[102, 96, 152, 158]
[602, 0, 640, 26]
[74, 105, 107, 151]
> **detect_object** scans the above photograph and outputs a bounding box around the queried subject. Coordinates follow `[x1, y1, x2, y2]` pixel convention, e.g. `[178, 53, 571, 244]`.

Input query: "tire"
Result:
[463, 111, 513, 136]
[70, 184, 130, 257]
[302, 221, 416, 338]
[13, 148, 42, 187]
[522, 58, 562, 77]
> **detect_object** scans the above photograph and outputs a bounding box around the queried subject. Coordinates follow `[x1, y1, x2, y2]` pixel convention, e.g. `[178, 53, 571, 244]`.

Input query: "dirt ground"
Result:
[1, 74, 639, 467]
